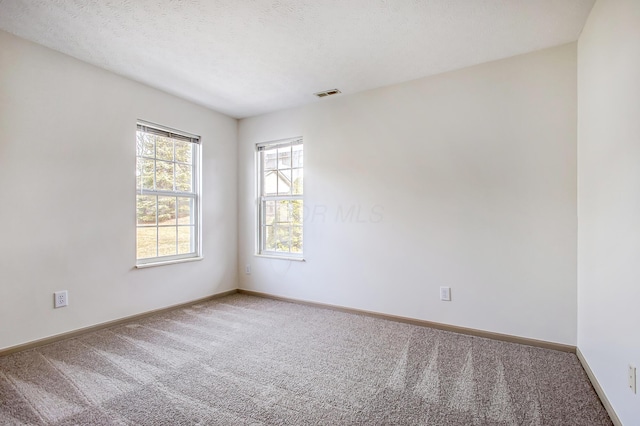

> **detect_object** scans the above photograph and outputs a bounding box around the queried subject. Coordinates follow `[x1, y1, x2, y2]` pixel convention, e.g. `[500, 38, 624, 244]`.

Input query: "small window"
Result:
[257, 138, 303, 257]
[136, 121, 201, 265]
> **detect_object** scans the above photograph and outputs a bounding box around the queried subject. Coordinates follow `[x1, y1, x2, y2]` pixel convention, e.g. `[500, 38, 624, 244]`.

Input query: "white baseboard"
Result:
[576, 347, 622, 426]
[238, 289, 576, 352]
[0, 289, 238, 356]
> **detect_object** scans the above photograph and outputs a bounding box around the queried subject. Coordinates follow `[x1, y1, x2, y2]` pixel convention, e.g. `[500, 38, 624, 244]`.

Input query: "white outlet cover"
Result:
[440, 286, 451, 301]
[54, 290, 68, 308]
[245, 264, 251, 275]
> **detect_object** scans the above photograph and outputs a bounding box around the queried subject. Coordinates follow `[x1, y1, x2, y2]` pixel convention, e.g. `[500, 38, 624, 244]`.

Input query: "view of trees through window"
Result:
[259, 140, 303, 255]
[136, 125, 199, 262]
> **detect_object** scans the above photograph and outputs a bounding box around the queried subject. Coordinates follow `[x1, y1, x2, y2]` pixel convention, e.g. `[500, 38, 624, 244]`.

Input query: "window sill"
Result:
[254, 254, 305, 262]
[136, 256, 204, 269]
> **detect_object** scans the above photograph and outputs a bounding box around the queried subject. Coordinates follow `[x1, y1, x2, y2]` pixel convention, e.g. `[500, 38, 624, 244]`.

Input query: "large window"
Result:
[136, 121, 200, 265]
[257, 138, 303, 257]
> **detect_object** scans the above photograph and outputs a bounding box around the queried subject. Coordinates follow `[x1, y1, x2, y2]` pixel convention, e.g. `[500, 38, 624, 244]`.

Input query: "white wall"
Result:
[239, 43, 578, 345]
[0, 31, 238, 351]
[577, 0, 640, 423]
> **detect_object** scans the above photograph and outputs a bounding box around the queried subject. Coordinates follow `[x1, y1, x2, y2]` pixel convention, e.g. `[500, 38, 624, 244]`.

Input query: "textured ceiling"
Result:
[0, 0, 595, 118]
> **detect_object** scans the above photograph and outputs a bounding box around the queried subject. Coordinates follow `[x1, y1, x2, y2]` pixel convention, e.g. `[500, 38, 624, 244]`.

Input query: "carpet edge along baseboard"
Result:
[0, 289, 238, 357]
[238, 289, 576, 353]
[1, 288, 576, 357]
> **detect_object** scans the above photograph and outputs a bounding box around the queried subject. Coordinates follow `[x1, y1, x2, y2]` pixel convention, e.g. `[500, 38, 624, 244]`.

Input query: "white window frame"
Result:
[136, 120, 202, 267]
[257, 137, 304, 259]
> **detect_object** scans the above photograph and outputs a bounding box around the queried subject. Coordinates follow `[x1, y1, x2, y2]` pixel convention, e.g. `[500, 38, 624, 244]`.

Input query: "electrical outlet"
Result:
[54, 291, 68, 308]
[629, 364, 637, 394]
[245, 264, 251, 275]
[440, 286, 451, 301]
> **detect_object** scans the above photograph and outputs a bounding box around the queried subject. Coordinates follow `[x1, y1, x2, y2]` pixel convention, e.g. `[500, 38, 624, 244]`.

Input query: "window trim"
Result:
[256, 137, 304, 259]
[135, 120, 202, 267]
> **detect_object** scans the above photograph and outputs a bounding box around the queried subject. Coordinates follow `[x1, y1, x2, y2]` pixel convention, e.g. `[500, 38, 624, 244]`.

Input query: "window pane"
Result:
[277, 147, 291, 169]
[264, 226, 276, 251]
[278, 169, 292, 195]
[137, 195, 157, 225]
[136, 132, 155, 157]
[292, 226, 303, 253]
[158, 226, 177, 256]
[275, 226, 291, 252]
[280, 169, 292, 181]
[292, 144, 303, 167]
[277, 200, 291, 223]
[177, 197, 193, 225]
[137, 227, 157, 259]
[178, 226, 194, 254]
[175, 141, 192, 164]
[138, 158, 155, 190]
[176, 163, 192, 192]
[263, 149, 277, 171]
[156, 160, 174, 191]
[264, 171, 278, 196]
[156, 137, 174, 161]
[292, 199, 303, 226]
[292, 168, 303, 195]
[158, 196, 176, 225]
[264, 200, 275, 226]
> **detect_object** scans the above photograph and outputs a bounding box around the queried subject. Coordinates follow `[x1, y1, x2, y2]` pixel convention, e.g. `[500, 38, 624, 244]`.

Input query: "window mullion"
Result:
[153, 140, 157, 191]
[141, 189, 195, 198]
[155, 195, 159, 257]
[175, 196, 179, 255]
[262, 195, 300, 202]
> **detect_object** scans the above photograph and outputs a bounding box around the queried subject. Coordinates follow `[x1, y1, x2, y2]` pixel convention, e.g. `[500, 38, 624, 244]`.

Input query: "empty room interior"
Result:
[0, 0, 638, 424]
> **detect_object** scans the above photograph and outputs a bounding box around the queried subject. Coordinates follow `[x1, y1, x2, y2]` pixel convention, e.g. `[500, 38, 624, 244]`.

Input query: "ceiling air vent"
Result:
[314, 89, 341, 98]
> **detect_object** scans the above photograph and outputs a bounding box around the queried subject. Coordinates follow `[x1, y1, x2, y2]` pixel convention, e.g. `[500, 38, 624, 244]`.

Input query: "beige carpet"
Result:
[0, 294, 611, 425]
